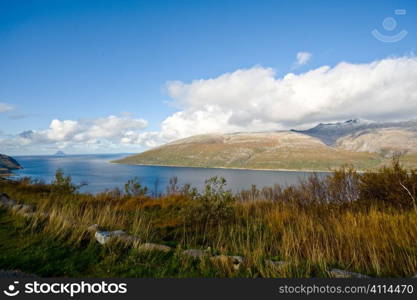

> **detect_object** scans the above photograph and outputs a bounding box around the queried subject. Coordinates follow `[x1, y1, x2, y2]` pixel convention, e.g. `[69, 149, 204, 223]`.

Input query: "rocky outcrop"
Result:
[0, 193, 35, 217]
[0, 154, 22, 176]
[0, 154, 22, 170]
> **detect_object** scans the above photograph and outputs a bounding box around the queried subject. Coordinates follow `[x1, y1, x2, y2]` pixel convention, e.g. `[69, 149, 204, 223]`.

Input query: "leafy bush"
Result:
[124, 177, 148, 196]
[359, 158, 417, 209]
[184, 176, 235, 229]
[51, 169, 80, 194]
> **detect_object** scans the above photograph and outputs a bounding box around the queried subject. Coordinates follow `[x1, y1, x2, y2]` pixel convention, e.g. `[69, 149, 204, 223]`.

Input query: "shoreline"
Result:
[110, 161, 339, 173]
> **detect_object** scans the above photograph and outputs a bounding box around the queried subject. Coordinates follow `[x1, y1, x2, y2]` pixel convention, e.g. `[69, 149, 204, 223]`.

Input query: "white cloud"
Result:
[2, 115, 148, 153]
[293, 51, 312, 68]
[0, 102, 14, 113]
[3, 55, 417, 154]
[150, 56, 417, 144]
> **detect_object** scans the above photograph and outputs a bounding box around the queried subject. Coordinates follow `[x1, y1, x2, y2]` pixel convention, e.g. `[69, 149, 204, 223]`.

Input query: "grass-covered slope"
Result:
[114, 131, 396, 171]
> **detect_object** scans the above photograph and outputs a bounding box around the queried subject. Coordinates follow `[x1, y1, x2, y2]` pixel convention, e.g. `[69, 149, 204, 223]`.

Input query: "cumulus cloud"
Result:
[152, 56, 417, 143]
[3, 55, 417, 154]
[0, 102, 14, 113]
[293, 51, 312, 68]
[2, 115, 148, 153]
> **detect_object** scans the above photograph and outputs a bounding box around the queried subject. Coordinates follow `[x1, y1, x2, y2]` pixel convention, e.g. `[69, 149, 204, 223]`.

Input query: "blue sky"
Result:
[1, 0, 417, 155]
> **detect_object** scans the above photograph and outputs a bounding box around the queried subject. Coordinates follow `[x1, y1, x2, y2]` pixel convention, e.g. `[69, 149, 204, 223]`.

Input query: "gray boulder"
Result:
[0, 193, 15, 208]
[94, 230, 127, 245]
[329, 268, 370, 278]
[182, 249, 208, 259]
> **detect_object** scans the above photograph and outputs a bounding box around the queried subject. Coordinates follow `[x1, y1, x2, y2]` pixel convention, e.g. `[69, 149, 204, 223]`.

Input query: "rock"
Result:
[95, 231, 111, 245]
[87, 224, 99, 232]
[182, 249, 208, 259]
[210, 255, 244, 271]
[329, 268, 371, 278]
[137, 243, 171, 253]
[265, 260, 287, 269]
[0, 193, 16, 208]
[94, 230, 127, 245]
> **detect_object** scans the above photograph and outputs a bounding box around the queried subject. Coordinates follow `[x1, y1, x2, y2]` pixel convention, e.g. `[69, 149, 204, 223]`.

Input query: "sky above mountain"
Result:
[1, 0, 417, 155]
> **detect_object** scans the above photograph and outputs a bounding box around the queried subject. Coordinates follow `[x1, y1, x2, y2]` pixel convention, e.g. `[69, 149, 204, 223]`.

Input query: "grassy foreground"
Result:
[0, 159, 417, 278]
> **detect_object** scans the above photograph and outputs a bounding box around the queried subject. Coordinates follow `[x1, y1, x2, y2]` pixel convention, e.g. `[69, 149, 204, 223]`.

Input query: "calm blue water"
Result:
[12, 154, 326, 194]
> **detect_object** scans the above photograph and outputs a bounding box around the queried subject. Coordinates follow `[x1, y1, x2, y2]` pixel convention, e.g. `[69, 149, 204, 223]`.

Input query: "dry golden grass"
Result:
[1, 160, 417, 277]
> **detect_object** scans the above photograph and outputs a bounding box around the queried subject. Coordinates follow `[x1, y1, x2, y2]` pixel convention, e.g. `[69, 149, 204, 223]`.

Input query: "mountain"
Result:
[114, 120, 417, 171]
[336, 127, 417, 156]
[114, 131, 391, 171]
[54, 151, 66, 156]
[294, 119, 417, 146]
[0, 154, 22, 176]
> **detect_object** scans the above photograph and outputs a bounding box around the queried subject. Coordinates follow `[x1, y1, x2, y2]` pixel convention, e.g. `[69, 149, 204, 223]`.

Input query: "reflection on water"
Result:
[13, 154, 328, 194]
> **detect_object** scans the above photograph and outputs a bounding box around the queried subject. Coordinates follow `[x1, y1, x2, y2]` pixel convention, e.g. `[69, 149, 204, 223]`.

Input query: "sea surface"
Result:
[12, 154, 328, 194]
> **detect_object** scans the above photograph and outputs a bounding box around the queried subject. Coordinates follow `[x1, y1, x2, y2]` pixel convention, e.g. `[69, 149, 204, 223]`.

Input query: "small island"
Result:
[54, 151, 67, 156]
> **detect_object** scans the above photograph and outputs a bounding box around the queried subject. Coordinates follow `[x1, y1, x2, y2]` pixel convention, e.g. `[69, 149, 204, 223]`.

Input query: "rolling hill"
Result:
[114, 119, 417, 171]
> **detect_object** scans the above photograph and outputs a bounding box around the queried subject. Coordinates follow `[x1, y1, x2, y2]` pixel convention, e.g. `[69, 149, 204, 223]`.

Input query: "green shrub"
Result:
[124, 177, 148, 196]
[359, 158, 417, 209]
[51, 169, 79, 195]
[184, 176, 235, 230]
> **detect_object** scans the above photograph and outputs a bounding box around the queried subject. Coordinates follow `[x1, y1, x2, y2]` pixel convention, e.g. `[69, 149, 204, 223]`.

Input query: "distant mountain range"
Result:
[114, 119, 417, 171]
[293, 119, 417, 145]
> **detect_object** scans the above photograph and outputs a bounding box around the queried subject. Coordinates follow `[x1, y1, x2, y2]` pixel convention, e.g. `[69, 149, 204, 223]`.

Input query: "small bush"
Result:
[124, 177, 148, 197]
[51, 169, 79, 195]
[359, 158, 417, 209]
[184, 176, 235, 229]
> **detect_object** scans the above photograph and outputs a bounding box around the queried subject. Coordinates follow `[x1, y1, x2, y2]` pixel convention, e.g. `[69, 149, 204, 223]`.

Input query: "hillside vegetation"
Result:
[114, 131, 417, 170]
[114, 120, 417, 171]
